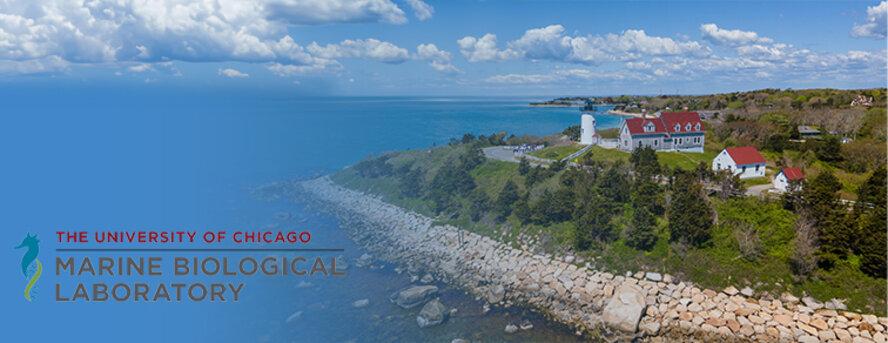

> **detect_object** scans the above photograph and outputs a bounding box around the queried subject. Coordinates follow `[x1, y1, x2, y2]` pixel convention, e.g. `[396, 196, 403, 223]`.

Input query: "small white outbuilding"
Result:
[774, 167, 805, 192]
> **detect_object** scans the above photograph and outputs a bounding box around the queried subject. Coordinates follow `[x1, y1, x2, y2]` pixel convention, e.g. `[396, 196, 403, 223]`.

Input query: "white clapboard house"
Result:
[712, 146, 767, 179]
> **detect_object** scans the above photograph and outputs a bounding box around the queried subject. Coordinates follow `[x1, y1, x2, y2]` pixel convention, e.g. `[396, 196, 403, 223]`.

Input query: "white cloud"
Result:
[128, 64, 155, 72]
[457, 34, 520, 62]
[404, 0, 434, 20]
[308, 39, 410, 63]
[484, 68, 643, 84]
[263, 0, 407, 25]
[266, 61, 343, 76]
[415, 43, 461, 73]
[700, 23, 773, 46]
[0, 0, 413, 74]
[460, 25, 708, 65]
[851, 1, 887, 38]
[218, 68, 250, 78]
[0, 55, 69, 74]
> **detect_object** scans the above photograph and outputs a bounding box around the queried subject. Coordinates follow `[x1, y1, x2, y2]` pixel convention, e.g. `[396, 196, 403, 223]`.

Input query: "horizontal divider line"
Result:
[55, 248, 344, 252]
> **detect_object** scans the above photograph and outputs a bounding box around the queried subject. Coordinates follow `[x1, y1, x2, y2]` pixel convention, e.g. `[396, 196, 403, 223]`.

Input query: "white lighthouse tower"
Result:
[580, 113, 597, 145]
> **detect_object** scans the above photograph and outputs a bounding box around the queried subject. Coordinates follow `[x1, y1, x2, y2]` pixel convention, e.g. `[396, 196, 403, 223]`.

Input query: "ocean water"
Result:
[0, 89, 621, 342]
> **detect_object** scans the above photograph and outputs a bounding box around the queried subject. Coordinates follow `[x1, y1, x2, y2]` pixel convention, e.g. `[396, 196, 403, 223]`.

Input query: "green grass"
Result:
[527, 144, 583, 160]
[574, 146, 717, 171]
[573, 145, 630, 163]
[598, 128, 619, 139]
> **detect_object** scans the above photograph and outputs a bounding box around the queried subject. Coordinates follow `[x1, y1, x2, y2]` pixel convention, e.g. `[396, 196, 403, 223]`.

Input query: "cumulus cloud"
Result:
[0, 0, 413, 74]
[700, 24, 773, 46]
[851, 1, 888, 38]
[457, 34, 520, 62]
[460, 25, 708, 65]
[404, 0, 434, 20]
[415, 43, 461, 73]
[218, 68, 250, 78]
[308, 39, 410, 63]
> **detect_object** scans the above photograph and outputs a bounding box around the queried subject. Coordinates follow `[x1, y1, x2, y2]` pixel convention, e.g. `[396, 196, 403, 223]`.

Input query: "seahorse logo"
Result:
[14, 233, 41, 301]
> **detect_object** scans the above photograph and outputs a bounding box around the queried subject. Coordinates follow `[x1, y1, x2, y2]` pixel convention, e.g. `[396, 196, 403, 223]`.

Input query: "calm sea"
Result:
[0, 90, 621, 342]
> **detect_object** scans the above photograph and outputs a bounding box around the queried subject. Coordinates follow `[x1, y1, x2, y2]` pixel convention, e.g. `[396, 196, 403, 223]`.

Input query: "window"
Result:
[678, 138, 683, 144]
[624, 140, 628, 146]
[695, 123, 701, 131]
[755, 165, 759, 171]
[674, 124, 680, 132]
[742, 166, 747, 173]
[717, 163, 721, 169]
[685, 123, 692, 131]
[654, 139, 658, 146]
[638, 141, 642, 147]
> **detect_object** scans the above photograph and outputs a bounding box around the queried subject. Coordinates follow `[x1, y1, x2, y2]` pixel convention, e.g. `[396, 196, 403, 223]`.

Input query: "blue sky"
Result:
[0, 0, 885, 96]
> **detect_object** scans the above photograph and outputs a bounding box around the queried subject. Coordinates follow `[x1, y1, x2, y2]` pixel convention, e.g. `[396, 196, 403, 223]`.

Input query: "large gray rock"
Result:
[488, 284, 506, 304]
[802, 296, 824, 310]
[416, 299, 448, 328]
[602, 284, 646, 333]
[390, 285, 439, 309]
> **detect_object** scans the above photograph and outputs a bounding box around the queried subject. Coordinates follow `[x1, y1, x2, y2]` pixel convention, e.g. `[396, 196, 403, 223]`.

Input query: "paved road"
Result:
[746, 183, 773, 196]
[482, 146, 518, 163]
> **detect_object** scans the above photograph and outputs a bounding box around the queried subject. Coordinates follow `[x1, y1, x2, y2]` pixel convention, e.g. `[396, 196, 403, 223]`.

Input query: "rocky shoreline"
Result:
[277, 176, 887, 343]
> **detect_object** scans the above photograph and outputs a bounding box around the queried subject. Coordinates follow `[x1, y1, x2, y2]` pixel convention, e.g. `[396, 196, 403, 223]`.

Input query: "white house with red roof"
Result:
[774, 167, 805, 192]
[618, 112, 705, 153]
[712, 146, 767, 179]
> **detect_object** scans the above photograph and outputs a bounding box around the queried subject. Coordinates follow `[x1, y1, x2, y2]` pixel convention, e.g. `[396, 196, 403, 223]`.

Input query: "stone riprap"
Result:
[293, 176, 888, 342]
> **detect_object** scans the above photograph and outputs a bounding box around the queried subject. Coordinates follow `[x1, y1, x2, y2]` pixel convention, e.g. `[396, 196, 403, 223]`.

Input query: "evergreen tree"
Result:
[513, 197, 532, 224]
[400, 167, 424, 198]
[466, 188, 491, 221]
[494, 180, 520, 220]
[597, 162, 630, 204]
[573, 195, 615, 250]
[804, 170, 853, 266]
[632, 177, 664, 215]
[626, 206, 658, 250]
[630, 146, 661, 179]
[668, 170, 714, 247]
[854, 166, 887, 278]
[518, 157, 531, 175]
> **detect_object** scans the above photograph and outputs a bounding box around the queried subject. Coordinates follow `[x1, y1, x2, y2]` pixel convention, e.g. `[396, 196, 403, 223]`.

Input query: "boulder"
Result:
[602, 283, 646, 332]
[505, 323, 519, 334]
[520, 319, 534, 330]
[740, 286, 754, 297]
[355, 253, 375, 268]
[645, 272, 662, 282]
[416, 299, 448, 328]
[352, 299, 370, 308]
[802, 296, 824, 310]
[390, 285, 439, 309]
[724, 286, 739, 296]
[780, 292, 800, 304]
[488, 284, 506, 304]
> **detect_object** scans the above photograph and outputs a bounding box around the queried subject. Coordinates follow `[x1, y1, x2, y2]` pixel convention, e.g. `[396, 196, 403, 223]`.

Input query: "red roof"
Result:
[661, 112, 705, 134]
[624, 117, 667, 135]
[780, 167, 804, 180]
[725, 146, 766, 165]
